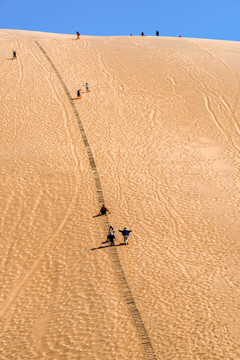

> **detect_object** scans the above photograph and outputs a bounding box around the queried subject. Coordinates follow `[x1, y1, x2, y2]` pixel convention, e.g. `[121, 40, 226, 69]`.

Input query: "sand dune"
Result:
[0, 30, 239, 359]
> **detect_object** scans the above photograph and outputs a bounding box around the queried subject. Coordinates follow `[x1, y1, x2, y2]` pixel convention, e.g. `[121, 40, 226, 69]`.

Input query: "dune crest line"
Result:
[35, 41, 157, 360]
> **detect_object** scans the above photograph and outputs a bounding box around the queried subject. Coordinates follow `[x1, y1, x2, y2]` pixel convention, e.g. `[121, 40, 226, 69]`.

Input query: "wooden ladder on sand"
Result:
[35, 41, 157, 360]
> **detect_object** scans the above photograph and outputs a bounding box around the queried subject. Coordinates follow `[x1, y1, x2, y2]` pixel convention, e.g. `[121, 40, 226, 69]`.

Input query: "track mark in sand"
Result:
[203, 95, 226, 138]
[184, 38, 240, 152]
[0, 190, 14, 232]
[220, 95, 240, 150]
[184, 39, 240, 76]
[0, 189, 77, 319]
[168, 76, 176, 88]
[129, 36, 140, 47]
[204, 95, 240, 153]
[149, 108, 157, 125]
[35, 41, 157, 360]
[16, 41, 23, 84]
[26, 46, 80, 171]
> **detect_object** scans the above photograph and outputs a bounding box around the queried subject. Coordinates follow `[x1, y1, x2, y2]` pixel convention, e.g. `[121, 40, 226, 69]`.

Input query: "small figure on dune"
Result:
[156, 30, 159, 36]
[119, 227, 132, 245]
[83, 82, 90, 93]
[99, 204, 110, 215]
[107, 226, 115, 246]
[76, 31, 80, 40]
[179, 35, 182, 37]
[141, 32, 145, 36]
[12, 50, 17, 59]
[77, 89, 81, 99]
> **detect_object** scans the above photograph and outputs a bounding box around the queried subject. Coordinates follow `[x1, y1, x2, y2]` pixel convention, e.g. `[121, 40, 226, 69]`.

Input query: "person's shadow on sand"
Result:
[91, 243, 125, 250]
[71, 92, 87, 101]
[92, 213, 105, 218]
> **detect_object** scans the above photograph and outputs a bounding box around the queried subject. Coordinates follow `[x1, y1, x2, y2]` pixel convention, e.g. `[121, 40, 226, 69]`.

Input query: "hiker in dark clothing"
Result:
[156, 30, 159, 36]
[77, 89, 81, 99]
[12, 50, 17, 59]
[107, 226, 115, 246]
[99, 204, 110, 215]
[119, 227, 132, 245]
[141, 32, 145, 36]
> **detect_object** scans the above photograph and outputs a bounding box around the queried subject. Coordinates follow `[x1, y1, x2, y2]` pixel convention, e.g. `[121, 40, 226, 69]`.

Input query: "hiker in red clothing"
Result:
[76, 31, 80, 40]
[99, 204, 110, 215]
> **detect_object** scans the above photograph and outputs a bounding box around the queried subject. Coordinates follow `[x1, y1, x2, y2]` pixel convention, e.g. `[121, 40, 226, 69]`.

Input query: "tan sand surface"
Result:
[0, 30, 240, 359]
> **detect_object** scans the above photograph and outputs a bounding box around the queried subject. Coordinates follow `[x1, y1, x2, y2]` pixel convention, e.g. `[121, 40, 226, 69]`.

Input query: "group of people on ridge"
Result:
[140, 30, 181, 37]
[99, 205, 132, 246]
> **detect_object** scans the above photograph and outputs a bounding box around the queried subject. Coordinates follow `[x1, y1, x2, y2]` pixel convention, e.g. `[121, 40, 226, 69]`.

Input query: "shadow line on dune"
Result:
[35, 41, 157, 360]
[91, 243, 125, 250]
[92, 213, 105, 218]
[71, 92, 87, 101]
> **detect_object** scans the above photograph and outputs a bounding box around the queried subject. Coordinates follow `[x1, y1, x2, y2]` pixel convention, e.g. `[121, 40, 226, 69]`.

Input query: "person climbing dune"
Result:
[12, 50, 17, 59]
[77, 89, 81, 99]
[83, 82, 90, 93]
[99, 204, 110, 215]
[119, 227, 132, 245]
[76, 31, 80, 40]
[107, 226, 115, 246]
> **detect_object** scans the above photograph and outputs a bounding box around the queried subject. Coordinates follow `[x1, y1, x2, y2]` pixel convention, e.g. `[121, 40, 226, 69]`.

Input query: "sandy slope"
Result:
[0, 30, 239, 359]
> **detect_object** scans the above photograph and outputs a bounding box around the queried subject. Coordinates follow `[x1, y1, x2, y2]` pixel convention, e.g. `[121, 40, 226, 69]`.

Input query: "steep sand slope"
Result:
[0, 30, 240, 359]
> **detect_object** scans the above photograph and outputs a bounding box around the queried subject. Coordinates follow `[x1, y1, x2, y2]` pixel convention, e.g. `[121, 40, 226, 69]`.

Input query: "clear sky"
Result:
[1, 0, 240, 41]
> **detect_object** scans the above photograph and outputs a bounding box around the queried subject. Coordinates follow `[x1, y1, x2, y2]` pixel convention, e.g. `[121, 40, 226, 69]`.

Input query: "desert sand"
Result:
[0, 30, 240, 359]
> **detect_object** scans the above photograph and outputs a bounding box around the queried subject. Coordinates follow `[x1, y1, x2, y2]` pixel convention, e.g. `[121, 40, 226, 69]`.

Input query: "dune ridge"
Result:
[0, 30, 240, 359]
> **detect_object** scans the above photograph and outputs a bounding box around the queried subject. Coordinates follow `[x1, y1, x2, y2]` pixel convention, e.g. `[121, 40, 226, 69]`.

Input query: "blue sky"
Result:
[1, 0, 240, 41]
